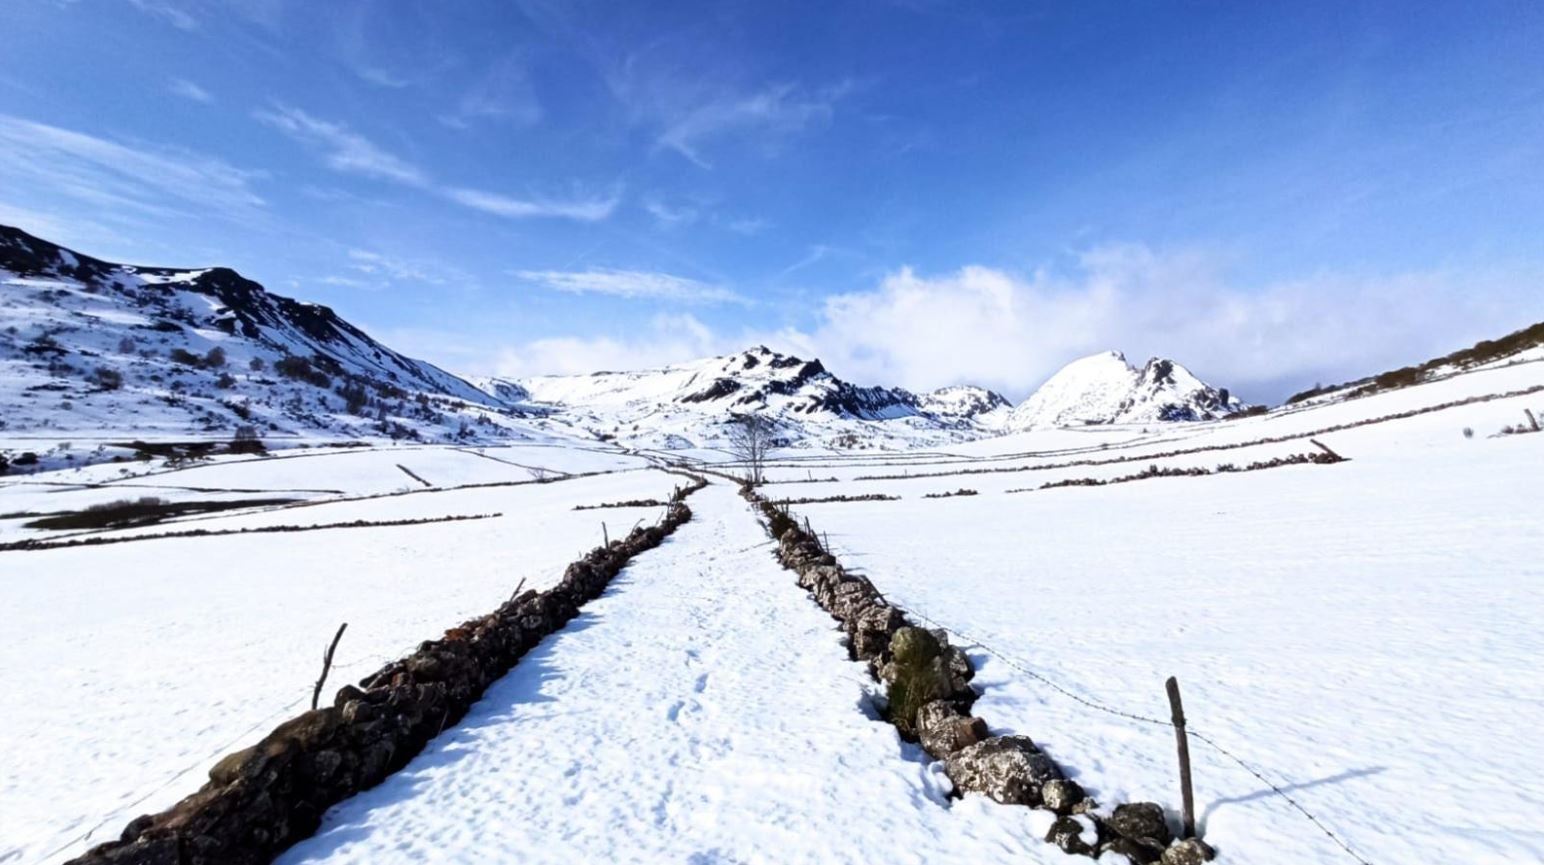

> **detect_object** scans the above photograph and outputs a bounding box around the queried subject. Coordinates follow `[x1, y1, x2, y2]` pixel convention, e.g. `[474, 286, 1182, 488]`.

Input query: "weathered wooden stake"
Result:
[603, 522, 609, 547]
[1309, 438, 1344, 461]
[507, 577, 527, 603]
[1526, 408, 1540, 432]
[311, 623, 348, 711]
[1165, 676, 1197, 839]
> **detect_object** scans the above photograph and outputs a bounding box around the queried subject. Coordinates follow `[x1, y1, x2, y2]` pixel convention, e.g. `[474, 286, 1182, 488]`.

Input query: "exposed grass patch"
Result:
[922, 488, 979, 499]
[23, 496, 299, 530]
[2, 512, 501, 552]
[1010, 451, 1344, 493]
[573, 498, 666, 511]
[771, 493, 901, 505]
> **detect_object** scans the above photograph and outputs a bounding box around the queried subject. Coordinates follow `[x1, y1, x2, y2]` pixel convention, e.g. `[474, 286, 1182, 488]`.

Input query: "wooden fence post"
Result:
[312, 623, 348, 711]
[1526, 408, 1540, 432]
[1309, 438, 1344, 462]
[1166, 676, 1197, 839]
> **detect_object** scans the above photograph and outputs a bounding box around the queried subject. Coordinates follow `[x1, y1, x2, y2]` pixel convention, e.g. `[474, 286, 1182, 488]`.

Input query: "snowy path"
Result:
[278, 482, 1061, 865]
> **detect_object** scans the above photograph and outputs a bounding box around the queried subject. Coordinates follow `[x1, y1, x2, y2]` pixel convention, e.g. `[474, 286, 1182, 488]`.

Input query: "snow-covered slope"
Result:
[919, 385, 1013, 428]
[0, 225, 543, 447]
[1006, 351, 1245, 430]
[510, 346, 1010, 450]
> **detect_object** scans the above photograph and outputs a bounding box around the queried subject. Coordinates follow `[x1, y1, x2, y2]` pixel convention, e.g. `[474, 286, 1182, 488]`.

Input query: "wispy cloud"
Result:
[438, 53, 542, 130]
[643, 198, 699, 227]
[355, 66, 410, 89]
[168, 77, 213, 103]
[724, 216, 769, 236]
[128, 0, 198, 31]
[448, 188, 619, 222]
[607, 55, 855, 169]
[347, 248, 469, 286]
[256, 104, 618, 222]
[254, 104, 428, 186]
[655, 81, 852, 168]
[0, 112, 265, 222]
[514, 268, 742, 304]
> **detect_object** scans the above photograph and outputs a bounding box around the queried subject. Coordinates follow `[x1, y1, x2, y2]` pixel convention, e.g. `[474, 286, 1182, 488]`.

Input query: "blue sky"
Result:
[2, 0, 1543, 401]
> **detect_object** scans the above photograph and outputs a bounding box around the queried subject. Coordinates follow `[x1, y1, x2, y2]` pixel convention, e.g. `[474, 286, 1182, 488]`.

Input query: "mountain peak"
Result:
[1005, 349, 1246, 431]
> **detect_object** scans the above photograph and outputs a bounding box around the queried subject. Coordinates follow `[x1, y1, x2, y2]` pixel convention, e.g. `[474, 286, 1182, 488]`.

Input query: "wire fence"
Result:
[899, 606, 1377, 865]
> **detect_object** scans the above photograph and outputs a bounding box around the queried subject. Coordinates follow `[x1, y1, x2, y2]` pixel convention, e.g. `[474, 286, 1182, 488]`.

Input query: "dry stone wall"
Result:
[746, 487, 1216, 865]
[69, 476, 707, 865]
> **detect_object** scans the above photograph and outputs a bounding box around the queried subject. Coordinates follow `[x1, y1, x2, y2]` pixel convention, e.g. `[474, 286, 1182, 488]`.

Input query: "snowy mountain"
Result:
[507, 346, 1010, 449]
[1005, 350, 1246, 430]
[0, 224, 540, 446]
[918, 385, 1013, 427]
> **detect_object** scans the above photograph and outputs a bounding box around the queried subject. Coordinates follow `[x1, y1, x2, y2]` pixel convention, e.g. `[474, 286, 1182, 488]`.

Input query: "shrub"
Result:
[94, 367, 123, 390]
[204, 346, 227, 368]
[274, 356, 330, 388]
[169, 348, 202, 366]
[1463, 427, 1475, 439]
[230, 425, 265, 454]
[249, 356, 266, 372]
[117, 337, 136, 354]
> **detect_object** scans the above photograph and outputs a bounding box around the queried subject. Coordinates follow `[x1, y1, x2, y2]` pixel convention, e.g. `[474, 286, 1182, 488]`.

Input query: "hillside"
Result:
[1286, 320, 1544, 405]
[0, 225, 545, 452]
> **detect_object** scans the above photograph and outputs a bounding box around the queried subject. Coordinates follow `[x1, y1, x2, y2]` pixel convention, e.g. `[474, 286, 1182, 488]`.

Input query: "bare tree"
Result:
[726, 413, 774, 485]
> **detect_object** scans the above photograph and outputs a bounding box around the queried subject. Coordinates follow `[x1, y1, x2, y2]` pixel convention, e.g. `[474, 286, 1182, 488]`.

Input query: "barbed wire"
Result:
[900, 607, 1376, 865]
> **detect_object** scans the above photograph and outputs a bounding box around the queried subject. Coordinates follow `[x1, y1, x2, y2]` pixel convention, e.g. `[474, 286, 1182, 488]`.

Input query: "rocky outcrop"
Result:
[69, 475, 707, 865]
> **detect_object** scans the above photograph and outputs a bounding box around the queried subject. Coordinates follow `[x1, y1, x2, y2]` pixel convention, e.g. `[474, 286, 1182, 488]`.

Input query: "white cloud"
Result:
[448, 188, 619, 222]
[0, 113, 264, 223]
[254, 104, 428, 186]
[168, 77, 213, 103]
[514, 268, 742, 304]
[474, 246, 1544, 403]
[795, 247, 1544, 401]
[490, 314, 725, 378]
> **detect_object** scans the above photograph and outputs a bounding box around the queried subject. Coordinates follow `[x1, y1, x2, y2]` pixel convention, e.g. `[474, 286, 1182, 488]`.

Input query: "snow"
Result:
[277, 484, 1068, 865]
[763, 364, 1544, 865]
[0, 459, 685, 865]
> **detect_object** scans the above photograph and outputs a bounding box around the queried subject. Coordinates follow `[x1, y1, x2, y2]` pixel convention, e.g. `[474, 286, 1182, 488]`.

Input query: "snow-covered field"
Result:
[0, 447, 678, 865]
[4, 357, 1541, 865]
[761, 364, 1544, 865]
[276, 484, 1072, 865]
